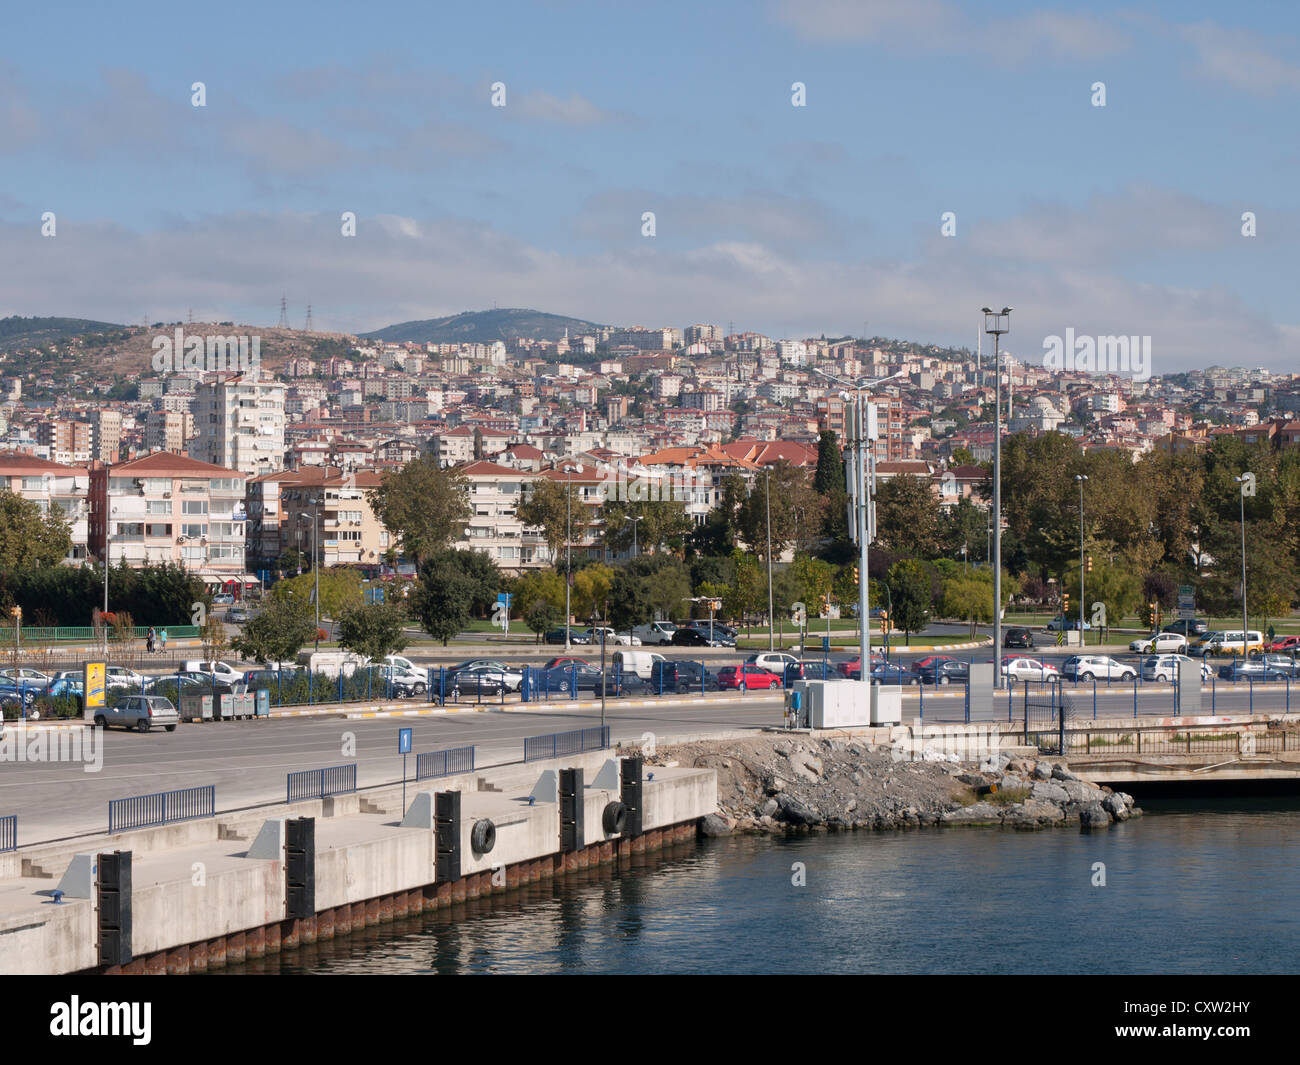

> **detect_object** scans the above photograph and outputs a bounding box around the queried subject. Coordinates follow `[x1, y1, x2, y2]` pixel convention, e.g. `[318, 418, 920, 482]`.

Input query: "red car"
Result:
[835, 654, 886, 680]
[542, 656, 588, 670]
[716, 664, 783, 690]
[910, 655, 957, 675]
[1266, 635, 1300, 653]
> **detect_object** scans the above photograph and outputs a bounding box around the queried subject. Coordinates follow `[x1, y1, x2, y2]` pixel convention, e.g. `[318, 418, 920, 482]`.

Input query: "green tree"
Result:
[409, 562, 474, 645]
[231, 597, 317, 664]
[271, 569, 362, 620]
[736, 462, 826, 560]
[873, 477, 941, 559]
[422, 548, 501, 617]
[525, 599, 561, 642]
[514, 570, 566, 619]
[336, 602, 410, 661]
[0, 490, 72, 568]
[602, 499, 694, 556]
[572, 562, 615, 619]
[517, 477, 575, 564]
[887, 559, 933, 645]
[366, 455, 470, 566]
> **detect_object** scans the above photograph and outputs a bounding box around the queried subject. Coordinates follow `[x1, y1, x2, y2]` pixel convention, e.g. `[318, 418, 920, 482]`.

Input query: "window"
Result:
[146, 500, 171, 515]
[21, 477, 44, 491]
[182, 500, 209, 515]
[339, 530, 361, 541]
[181, 523, 207, 539]
[145, 523, 172, 538]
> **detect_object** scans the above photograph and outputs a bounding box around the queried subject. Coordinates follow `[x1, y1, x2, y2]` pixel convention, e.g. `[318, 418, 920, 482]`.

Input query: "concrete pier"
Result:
[0, 748, 717, 975]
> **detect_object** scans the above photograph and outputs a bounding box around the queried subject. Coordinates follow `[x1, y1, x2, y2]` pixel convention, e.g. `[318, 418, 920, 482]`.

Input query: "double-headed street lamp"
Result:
[626, 514, 642, 558]
[1075, 474, 1088, 641]
[298, 495, 323, 649]
[982, 307, 1012, 685]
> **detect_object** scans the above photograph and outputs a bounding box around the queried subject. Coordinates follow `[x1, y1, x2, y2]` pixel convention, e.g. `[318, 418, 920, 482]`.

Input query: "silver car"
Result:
[94, 695, 180, 733]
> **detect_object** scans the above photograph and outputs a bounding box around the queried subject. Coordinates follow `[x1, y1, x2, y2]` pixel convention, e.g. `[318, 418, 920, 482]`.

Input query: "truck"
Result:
[295, 650, 369, 679]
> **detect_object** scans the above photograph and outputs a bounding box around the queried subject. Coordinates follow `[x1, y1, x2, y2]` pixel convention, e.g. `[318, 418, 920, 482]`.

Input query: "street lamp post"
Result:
[982, 307, 1011, 685]
[1076, 474, 1088, 641]
[564, 469, 573, 652]
[765, 469, 774, 653]
[627, 514, 642, 558]
[1236, 475, 1249, 654]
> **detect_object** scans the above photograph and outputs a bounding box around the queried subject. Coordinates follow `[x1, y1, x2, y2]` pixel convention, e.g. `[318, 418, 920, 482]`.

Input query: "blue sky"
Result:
[2, 0, 1299, 370]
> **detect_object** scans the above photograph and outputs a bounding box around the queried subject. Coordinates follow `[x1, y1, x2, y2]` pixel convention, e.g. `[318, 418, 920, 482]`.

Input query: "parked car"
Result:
[633, 622, 677, 646]
[1060, 655, 1136, 682]
[1163, 618, 1209, 638]
[1001, 657, 1060, 683]
[105, 666, 146, 690]
[93, 694, 179, 732]
[40, 677, 85, 706]
[836, 654, 886, 680]
[228, 606, 252, 624]
[649, 659, 721, 693]
[543, 627, 576, 645]
[541, 656, 587, 670]
[361, 665, 423, 697]
[715, 664, 782, 690]
[1002, 627, 1035, 649]
[1256, 654, 1300, 678]
[145, 671, 237, 696]
[449, 659, 522, 692]
[747, 652, 800, 676]
[212, 593, 235, 605]
[688, 622, 736, 646]
[1130, 632, 1188, 654]
[868, 661, 917, 686]
[0, 679, 38, 709]
[1142, 654, 1214, 683]
[610, 650, 667, 680]
[581, 627, 641, 647]
[672, 627, 726, 648]
[443, 665, 509, 696]
[915, 658, 969, 686]
[182, 660, 246, 685]
[792, 660, 843, 682]
[0, 667, 50, 685]
[1265, 635, 1300, 653]
[1046, 617, 1091, 631]
[537, 661, 606, 694]
[1217, 659, 1288, 683]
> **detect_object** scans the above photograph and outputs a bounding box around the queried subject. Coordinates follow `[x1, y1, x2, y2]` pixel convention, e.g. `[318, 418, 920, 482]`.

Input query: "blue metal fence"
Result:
[523, 725, 610, 762]
[108, 785, 216, 833]
[0, 815, 15, 852]
[415, 745, 475, 780]
[286, 763, 357, 803]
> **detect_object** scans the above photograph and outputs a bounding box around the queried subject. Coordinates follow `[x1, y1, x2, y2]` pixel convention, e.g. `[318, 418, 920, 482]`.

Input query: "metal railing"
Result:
[108, 785, 216, 833]
[0, 815, 15, 852]
[415, 745, 475, 781]
[523, 725, 611, 763]
[287, 763, 357, 803]
[1023, 723, 1298, 757]
[0, 624, 201, 644]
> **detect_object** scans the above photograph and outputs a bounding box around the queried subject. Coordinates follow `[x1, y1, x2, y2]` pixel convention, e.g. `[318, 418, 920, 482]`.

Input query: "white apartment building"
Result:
[0, 451, 90, 562]
[189, 371, 286, 477]
[454, 460, 549, 573]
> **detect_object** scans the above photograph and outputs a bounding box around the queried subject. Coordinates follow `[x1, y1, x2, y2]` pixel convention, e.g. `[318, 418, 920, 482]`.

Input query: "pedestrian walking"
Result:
[146, 627, 156, 654]
[159, 628, 168, 653]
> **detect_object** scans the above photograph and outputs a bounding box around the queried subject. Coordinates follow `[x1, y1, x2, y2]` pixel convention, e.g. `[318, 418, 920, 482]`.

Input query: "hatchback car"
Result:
[95, 695, 179, 732]
[1001, 657, 1060, 683]
[1130, 632, 1187, 654]
[715, 664, 782, 690]
[748, 652, 800, 675]
[536, 662, 607, 694]
[649, 660, 722, 693]
[450, 660, 522, 692]
[869, 661, 917, 686]
[1046, 617, 1091, 631]
[1265, 635, 1300, 653]
[1141, 654, 1214, 683]
[915, 658, 969, 686]
[1002, 627, 1035, 649]
[671, 627, 722, 647]
[1163, 619, 1209, 638]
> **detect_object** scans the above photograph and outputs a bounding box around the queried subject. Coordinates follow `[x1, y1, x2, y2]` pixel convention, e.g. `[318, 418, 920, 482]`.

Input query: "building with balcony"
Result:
[189, 371, 286, 477]
[0, 451, 90, 562]
[88, 452, 253, 593]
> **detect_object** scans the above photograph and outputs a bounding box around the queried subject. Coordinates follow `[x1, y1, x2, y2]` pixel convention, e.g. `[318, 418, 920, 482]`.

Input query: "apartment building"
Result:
[277, 467, 389, 570]
[144, 409, 192, 453]
[36, 419, 91, 466]
[453, 460, 549, 573]
[189, 371, 286, 477]
[88, 452, 253, 592]
[0, 451, 90, 562]
[86, 409, 122, 463]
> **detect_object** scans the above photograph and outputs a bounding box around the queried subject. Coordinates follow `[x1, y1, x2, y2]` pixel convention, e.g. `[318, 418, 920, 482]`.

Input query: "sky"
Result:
[2, 0, 1299, 372]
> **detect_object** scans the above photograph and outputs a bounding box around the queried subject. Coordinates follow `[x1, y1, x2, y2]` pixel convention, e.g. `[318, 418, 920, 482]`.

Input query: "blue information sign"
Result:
[398, 727, 413, 754]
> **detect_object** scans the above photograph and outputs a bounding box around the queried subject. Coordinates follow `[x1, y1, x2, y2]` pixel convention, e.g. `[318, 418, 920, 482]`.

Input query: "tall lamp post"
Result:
[564, 467, 574, 652]
[626, 514, 642, 558]
[813, 366, 905, 682]
[764, 469, 775, 653]
[1235, 474, 1250, 655]
[982, 307, 1011, 684]
[299, 496, 322, 650]
[1075, 474, 1088, 641]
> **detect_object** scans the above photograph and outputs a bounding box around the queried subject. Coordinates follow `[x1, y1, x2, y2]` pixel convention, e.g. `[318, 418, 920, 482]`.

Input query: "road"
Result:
[2, 674, 1294, 846]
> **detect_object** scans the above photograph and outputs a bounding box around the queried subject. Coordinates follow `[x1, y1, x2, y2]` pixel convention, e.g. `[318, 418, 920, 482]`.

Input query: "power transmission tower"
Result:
[187, 308, 194, 325]
[304, 304, 314, 332]
[277, 296, 289, 329]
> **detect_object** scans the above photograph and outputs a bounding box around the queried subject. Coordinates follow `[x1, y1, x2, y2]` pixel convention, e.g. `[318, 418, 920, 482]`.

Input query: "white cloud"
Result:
[1181, 22, 1300, 95]
[515, 90, 615, 125]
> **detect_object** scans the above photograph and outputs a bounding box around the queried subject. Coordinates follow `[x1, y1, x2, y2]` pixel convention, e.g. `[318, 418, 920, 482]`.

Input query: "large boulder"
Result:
[700, 814, 734, 837]
[1060, 779, 1105, 805]
[942, 802, 1004, 825]
[1002, 799, 1067, 827]
[776, 793, 820, 826]
[1051, 764, 1080, 782]
[1077, 803, 1111, 830]
[1031, 780, 1070, 805]
[1102, 793, 1131, 822]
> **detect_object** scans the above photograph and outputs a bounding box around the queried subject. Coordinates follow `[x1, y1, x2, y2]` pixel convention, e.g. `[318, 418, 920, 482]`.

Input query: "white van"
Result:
[611, 650, 667, 680]
[296, 650, 369, 679]
[1201, 630, 1264, 655]
[182, 660, 246, 685]
[633, 622, 677, 646]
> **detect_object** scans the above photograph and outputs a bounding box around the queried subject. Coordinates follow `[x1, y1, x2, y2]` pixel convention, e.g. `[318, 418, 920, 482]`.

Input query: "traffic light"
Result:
[9, 606, 19, 621]
[1086, 554, 1093, 573]
[881, 610, 890, 634]
[852, 566, 859, 584]
[820, 593, 830, 615]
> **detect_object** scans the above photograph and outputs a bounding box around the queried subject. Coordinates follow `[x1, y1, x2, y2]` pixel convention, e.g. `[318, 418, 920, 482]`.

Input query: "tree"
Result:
[886, 559, 932, 645]
[271, 569, 362, 620]
[813, 430, 851, 557]
[0, 490, 72, 568]
[409, 562, 474, 645]
[525, 599, 560, 642]
[608, 569, 655, 632]
[941, 571, 994, 636]
[422, 548, 500, 617]
[873, 477, 942, 559]
[572, 562, 614, 620]
[736, 462, 826, 560]
[366, 455, 470, 566]
[200, 613, 228, 662]
[514, 570, 566, 620]
[601, 499, 694, 556]
[336, 602, 410, 661]
[231, 597, 317, 664]
[517, 477, 575, 565]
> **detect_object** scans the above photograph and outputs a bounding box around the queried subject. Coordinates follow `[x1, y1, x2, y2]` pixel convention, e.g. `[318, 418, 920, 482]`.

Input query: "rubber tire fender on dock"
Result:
[602, 801, 628, 835]
[471, 818, 496, 855]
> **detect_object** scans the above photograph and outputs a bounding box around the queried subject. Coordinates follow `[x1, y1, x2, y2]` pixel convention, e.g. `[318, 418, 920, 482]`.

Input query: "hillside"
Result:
[0, 316, 128, 352]
[362, 308, 605, 345]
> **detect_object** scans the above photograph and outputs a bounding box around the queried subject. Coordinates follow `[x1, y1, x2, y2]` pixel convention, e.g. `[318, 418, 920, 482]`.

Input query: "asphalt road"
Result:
[2, 675, 1294, 847]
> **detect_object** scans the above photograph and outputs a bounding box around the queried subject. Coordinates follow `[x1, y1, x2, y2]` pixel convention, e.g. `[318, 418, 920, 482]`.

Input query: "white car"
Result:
[181, 660, 246, 685]
[451, 659, 523, 692]
[1130, 632, 1187, 654]
[584, 627, 641, 646]
[1001, 657, 1060, 683]
[0, 667, 50, 685]
[633, 622, 677, 645]
[105, 666, 146, 690]
[1062, 655, 1136, 682]
[1141, 654, 1214, 683]
[747, 652, 800, 676]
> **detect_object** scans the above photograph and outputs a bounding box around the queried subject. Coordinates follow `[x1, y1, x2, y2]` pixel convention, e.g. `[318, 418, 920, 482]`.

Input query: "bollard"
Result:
[1092, 677, 1098, 720]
